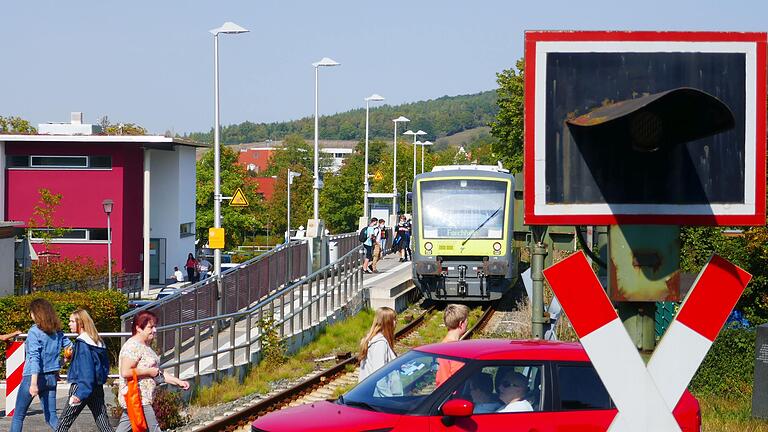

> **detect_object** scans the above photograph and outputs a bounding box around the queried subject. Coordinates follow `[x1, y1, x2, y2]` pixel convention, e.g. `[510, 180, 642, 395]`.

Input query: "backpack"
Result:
[358, 227, 368, 242]
[380, 228, 388, 239]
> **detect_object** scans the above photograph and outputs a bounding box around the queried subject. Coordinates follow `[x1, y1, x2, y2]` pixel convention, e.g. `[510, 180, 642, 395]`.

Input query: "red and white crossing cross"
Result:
[543, 252, 751, 432]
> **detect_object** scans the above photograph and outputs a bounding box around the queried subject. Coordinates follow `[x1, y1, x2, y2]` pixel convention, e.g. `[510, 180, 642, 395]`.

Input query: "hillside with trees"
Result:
[185, 91, 497, 145]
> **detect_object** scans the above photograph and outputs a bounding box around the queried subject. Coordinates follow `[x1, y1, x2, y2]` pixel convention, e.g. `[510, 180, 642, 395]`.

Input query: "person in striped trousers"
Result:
[56, 310, 113, 432]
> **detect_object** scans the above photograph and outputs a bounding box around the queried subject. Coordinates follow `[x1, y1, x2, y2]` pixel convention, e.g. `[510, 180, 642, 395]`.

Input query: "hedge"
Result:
[690, 327, 756, 398]
[0, 290, 129, 376]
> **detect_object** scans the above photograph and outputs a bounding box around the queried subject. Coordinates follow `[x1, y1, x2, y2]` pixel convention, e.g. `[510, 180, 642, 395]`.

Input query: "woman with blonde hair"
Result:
[56, 309, 112, 431]
[358, 307, 397, 383]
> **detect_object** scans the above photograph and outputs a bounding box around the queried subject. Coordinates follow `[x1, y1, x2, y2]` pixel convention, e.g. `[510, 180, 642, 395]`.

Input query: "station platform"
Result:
[364, 253, 418, 313]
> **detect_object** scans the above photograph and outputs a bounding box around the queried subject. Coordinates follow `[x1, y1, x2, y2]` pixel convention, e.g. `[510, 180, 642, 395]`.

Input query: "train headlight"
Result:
[424, 242, 433, 253]
[493, 242, 502, 252]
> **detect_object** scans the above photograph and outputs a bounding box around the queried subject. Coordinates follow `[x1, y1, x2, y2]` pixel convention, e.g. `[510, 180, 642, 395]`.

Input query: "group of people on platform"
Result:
[362, 214, 413, 274]
[8, 299, 188, 432]
[357, 304, 534, 414]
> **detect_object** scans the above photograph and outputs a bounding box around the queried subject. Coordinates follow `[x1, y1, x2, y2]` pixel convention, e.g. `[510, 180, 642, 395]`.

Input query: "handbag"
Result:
[125, 369, 148, 432]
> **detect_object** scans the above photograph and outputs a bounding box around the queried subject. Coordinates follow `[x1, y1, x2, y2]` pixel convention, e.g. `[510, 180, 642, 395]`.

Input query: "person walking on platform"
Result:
[378, 219, 388, 255]
[11, 299, 73, 432]
[56, 310, 112, 432]
[362, 218, 379, 274]
[371, 219, 384, 272]
[397, 215, 412, 262]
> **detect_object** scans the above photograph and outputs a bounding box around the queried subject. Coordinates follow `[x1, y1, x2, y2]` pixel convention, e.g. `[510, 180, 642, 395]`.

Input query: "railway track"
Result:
[192, 301, 498, 432]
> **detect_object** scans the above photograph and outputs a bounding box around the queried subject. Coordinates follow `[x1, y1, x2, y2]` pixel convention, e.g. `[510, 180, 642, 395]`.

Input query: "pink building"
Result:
[1, 113, 205, 292]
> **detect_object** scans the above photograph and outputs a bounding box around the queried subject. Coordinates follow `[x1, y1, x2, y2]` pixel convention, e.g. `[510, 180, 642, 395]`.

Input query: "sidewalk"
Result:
[0, 383, 116, 431]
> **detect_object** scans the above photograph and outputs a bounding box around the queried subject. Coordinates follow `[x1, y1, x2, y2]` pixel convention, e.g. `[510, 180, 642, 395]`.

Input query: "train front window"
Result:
[420, 179, 507, 239]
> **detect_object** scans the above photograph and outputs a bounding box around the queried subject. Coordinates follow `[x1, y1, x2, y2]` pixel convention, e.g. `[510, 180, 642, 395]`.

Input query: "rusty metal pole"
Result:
[531, 226, 548, 338]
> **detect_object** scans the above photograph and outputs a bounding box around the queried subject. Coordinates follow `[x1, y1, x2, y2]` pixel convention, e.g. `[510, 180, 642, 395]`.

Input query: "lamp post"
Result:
[102, 199, 113, 289]
[418, 140, 434, 173]
[286, 170, 301, 243]
[363, 94, 385, 220]
[403, 129, 427, 183]
[312, 57, 340, 221]
[210, 21, 248, 279]
[392, 116, 409, 215]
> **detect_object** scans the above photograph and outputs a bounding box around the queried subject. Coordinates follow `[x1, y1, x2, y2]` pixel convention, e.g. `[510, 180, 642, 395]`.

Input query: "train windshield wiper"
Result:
[462, 207, 502, 246]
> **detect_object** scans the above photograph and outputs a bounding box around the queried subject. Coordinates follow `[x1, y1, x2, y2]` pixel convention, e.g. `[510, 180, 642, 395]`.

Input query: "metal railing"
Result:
[146, 245, 364, 380]
[122, 240, 309, 325]
[329, 232, 360, 258]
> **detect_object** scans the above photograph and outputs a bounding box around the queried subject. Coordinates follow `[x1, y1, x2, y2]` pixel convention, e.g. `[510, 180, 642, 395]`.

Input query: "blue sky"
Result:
[1, 1, 763, 134]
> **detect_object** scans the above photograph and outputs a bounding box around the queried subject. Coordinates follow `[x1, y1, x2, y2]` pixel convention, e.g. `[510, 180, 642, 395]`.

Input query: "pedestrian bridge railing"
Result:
[123, 244, 364, 380]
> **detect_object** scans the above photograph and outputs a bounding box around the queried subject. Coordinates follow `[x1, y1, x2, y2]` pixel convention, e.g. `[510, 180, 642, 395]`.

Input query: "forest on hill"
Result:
[184, 90, 497, 145]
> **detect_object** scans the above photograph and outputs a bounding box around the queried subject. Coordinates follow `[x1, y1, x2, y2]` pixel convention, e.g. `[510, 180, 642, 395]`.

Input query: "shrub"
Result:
[153, 387, 185, 429]
[690, 327, 755, 398]
[0, 290, 129, 376]
[31, 256, 109, 288]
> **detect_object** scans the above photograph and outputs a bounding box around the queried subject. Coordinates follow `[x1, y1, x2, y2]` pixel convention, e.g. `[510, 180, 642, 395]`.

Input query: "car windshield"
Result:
[340, 350, 466, 415]
[420, 179, 507, 239]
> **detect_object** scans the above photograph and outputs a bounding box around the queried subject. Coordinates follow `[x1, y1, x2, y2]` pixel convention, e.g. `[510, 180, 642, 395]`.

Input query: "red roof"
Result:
[415, 339, 589, 362]
[249, 176, 277, 200]
[238, 148, 274, 174]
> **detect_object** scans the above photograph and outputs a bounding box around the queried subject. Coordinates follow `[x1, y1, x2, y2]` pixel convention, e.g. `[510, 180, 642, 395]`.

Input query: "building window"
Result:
[30, 228, 109, 242]
[8, 155, 112, 169]
[180, 222, 194, 238]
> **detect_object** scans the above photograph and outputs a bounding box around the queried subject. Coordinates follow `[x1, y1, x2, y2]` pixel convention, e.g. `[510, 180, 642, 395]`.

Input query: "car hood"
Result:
[252, 400, 402, 432]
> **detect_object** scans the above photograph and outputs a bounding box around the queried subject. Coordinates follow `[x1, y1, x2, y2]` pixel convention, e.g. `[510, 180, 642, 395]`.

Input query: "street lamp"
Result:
[364, 94, 385, 219]
[102, 199, 113, 289]
[403, 129, 427, 182]
[312, 57, 340, 221]
[210, 21, 248, 278]
[417, 140, 434, 173]
[392, 116, 409, 215]
[286, 170, 302, 243]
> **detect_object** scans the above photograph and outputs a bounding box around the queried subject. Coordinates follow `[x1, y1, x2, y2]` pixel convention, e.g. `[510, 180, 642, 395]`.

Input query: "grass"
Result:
[697, 391, 768, 431]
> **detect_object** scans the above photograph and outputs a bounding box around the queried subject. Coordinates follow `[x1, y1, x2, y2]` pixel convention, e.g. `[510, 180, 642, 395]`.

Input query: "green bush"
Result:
[153, 387, 185, 429]
[31, 256, 109, 288]
[690, 327, 755, 398]
[0, 290, 129, 376]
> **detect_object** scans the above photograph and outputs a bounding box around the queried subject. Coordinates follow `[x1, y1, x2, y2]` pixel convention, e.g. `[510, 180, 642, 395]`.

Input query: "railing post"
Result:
[308, 278, 313, 325]
[174, 327, 181, 379]
[279, 294, 285, 338]
[229, 315, 236, 370]
[246, 313, 252, 363]
[290, 284, 295, 336]
[323, 268, 329, 319]
[194, 323, 201, 379]
[212, 318, 219, 380]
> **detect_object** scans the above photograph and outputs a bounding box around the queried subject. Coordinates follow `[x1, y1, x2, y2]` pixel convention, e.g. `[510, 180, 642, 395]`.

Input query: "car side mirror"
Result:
[441, 399, 474, 426]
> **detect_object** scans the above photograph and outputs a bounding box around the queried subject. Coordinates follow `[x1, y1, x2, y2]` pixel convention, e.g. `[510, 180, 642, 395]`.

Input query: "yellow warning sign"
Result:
[209, 227, 225, 249]
[230, 187, 249, 207]
[374, 171, 383, 181]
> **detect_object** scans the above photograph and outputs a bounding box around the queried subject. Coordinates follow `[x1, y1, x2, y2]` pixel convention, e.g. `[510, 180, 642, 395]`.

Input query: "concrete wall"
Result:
[0, 237, 14, 297]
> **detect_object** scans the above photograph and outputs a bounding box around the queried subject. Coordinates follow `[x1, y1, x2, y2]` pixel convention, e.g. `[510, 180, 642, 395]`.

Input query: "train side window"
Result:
[555, 364, 612, 410]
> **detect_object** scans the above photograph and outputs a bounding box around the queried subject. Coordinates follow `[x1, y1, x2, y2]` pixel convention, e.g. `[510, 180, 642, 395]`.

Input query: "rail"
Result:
[128, 244, 364, 381]
[328, 232, 360, 258]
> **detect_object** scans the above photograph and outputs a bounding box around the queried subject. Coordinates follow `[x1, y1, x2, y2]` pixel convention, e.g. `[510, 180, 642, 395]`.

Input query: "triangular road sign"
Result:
[230, 187, 249, 207]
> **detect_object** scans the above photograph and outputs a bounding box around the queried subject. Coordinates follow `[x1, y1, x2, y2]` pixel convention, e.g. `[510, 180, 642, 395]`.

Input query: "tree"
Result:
[196, 146, 264, 247]
[319, 142, 370, 232]
[27, 188, 69, 254]
[490, 59, 525, 172]
[98, 116, 147, 135]
[264, 134, 313, 175]
[0, 116, 36, 134]
[267, 164, 313, 237]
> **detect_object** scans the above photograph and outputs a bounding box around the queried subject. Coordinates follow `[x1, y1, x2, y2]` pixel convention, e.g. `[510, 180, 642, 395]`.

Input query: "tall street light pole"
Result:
[392, 116, 409, 216]
[102, 199, 113, 289]
[419, 140, 434, 173]
[403, 129, 427, 184]
[210, 21, 248, 279]
[312, 57, 340, 221]
[363, 94, 385, 220]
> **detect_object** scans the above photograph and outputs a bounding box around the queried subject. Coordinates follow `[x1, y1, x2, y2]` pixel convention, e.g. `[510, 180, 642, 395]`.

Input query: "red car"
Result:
[252, 339, 701, 431]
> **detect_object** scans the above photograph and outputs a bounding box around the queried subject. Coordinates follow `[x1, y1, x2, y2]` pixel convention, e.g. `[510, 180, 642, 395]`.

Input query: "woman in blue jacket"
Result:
[56, 309, 112, 432]
[10, 298, 72, 432]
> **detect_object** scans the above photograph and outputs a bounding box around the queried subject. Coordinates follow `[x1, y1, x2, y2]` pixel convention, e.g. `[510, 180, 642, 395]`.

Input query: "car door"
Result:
[544, 362, 616, 431]
[427, 363, 558, 432]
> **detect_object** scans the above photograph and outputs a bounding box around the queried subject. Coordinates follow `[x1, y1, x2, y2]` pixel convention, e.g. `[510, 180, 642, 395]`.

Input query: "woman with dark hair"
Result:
[115, 311, 189, 432]
[185, 253, 198, 283]
[11, 298, 72, 432]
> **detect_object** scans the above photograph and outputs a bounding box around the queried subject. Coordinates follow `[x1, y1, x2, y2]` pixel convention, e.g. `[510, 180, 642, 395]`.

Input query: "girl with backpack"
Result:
[56, 309, 112, 432]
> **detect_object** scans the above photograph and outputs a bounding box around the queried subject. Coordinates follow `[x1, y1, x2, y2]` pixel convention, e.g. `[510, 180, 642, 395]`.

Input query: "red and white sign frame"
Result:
[524, 31, 767, 226]
[544, 252, 751, 431]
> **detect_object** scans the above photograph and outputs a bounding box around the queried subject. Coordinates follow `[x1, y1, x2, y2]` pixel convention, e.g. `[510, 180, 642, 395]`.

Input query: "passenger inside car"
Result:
[496, 368, 534, 412]
[467, 372, 503, 413]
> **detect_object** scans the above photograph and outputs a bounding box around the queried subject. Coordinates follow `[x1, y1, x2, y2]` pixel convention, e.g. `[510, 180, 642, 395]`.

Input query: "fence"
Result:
[330, 232, 360, 258]
[133, 245, 364, 380]
[27, 273, 143, 299]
